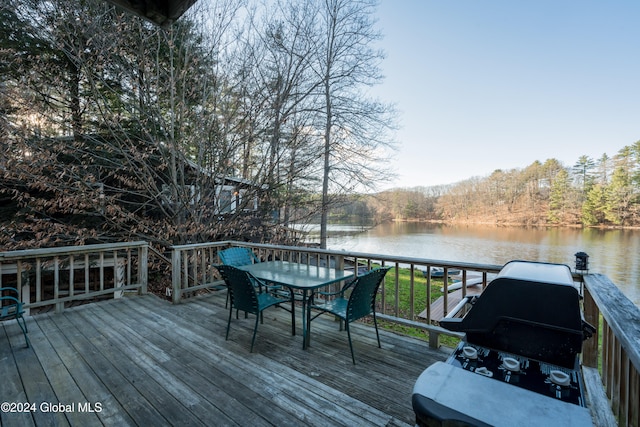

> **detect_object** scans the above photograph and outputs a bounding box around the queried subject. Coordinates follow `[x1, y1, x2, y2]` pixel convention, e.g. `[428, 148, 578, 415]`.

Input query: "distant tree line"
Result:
[363, 143, 640, 227]
[0, 0, 394, 250]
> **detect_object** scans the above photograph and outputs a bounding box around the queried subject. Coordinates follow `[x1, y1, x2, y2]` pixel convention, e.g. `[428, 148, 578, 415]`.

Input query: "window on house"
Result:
[217, 186, 234, 213]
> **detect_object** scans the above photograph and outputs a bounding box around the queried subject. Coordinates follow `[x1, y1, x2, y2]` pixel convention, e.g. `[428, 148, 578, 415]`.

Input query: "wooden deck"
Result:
[1, 291, 451, 427]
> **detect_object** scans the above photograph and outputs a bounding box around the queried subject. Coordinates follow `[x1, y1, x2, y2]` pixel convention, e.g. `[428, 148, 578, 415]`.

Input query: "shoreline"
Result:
[390, 218, 640, 231]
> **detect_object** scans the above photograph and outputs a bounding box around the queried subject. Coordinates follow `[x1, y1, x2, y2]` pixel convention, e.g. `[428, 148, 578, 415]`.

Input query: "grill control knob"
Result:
[463, 346, 478, 359]
[550, 370, 570, 386]
[475, 367, 493, 377]
[503, 357, 520, 372]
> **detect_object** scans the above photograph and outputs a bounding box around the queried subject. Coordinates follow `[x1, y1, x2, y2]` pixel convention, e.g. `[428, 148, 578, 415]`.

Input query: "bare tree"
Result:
[1, 0, 403, 251]
[0, 0, 268, 248]
[239, 0, 324, 226]
[309, 0, 396, 248]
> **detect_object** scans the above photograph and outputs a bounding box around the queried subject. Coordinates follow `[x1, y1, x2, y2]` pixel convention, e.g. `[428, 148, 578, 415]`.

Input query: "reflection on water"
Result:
[313, 223, 640, 306]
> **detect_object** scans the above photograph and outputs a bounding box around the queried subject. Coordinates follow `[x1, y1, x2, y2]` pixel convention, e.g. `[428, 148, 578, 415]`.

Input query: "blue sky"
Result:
[371, 0, 640, 189]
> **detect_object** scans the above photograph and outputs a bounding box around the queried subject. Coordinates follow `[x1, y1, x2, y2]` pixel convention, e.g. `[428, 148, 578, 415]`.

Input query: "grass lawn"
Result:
[375, 266, 461, 348]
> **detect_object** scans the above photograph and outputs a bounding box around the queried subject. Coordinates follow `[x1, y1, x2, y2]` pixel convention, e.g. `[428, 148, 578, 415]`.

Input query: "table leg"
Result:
[288, 286, 296, 336]
[302, 290, 310, 349]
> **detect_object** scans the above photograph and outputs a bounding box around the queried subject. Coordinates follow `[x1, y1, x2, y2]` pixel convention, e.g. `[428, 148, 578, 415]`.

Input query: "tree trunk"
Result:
[320, 79, 332, 249]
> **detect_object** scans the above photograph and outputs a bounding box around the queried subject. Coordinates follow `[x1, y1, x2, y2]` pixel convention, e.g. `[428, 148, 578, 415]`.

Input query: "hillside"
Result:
[363, 149, 640, 227]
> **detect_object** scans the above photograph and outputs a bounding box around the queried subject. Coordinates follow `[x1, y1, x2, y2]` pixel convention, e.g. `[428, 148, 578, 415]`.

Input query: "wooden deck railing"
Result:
[582, 274, 640, 427]
[0, 241, 148, 313]
[169, 240, 504, 347]
[170, 241, 638, 425]
[4, 240, 635, 424]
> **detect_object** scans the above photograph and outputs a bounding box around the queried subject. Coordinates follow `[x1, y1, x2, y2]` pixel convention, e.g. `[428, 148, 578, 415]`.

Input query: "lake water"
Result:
[300, 222, 640, 306]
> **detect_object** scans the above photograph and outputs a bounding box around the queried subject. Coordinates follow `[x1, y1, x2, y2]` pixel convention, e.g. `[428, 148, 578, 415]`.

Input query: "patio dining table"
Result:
[237, 260, 354, 349]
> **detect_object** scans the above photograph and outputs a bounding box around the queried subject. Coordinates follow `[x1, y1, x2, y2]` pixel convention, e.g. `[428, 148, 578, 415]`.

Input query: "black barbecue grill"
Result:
[412, 260, 596, 427]
[439, 260, 594, 369]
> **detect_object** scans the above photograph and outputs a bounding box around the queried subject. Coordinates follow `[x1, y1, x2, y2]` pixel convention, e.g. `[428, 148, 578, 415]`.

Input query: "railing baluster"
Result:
[201, 249, 207, 284]
[613, 338, 622, 420]
[113, 250, 118, 289]
[191, 249, 197, 292]
[409, 264, 415, 320]
[16, 260, 22, 290]
[99, 252, 105, 291]
[84, 254, 90, 295]
[393, 263, 400, 317]
[54, 256, 61, 312]
[603, 319, 612, 395]
[460, 270, 467, 299]
[425, 266, 432, 322]
[36, 258, 42, 303]
[17, 260, 28, 315]
[139, 245, 148, 295]
[182, 251, 188, 293]
[127, 249, 132, 287]
[620, 349, 630, 426]
[209, 247, 215, 282]
[442, 267, 449, 317]
[69, 255, 75, 298]
[376, 257, 386, 315]
[631, 367, 640, 426]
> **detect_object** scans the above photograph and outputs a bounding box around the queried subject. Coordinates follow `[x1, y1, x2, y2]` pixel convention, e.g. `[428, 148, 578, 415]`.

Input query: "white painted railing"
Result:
[0, 242, 148, 313]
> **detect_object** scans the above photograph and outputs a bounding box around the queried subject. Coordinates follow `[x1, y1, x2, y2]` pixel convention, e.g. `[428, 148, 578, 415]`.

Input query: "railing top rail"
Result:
[170, 241, 233, 251]
[0, 241, 149, 261]
[169, 240, 504, 275]
[217, 241, 505, 273]
[584, 273, 640, 370]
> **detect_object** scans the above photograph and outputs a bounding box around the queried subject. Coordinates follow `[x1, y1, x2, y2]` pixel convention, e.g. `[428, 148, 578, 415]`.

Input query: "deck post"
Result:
[171, 248, 182, 304]
[139, 245, 148, 295]
[428, 330, 440, 349]
[19, 262, 31, 316]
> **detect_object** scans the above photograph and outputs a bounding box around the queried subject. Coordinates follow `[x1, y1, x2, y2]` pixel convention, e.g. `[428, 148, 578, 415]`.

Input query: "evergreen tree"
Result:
[631, 140, 640, 188]
[604, 167, 634, 225]
[572, 155, 595, 200]
[548, 168, 570, 224]
[596, 153, 611, 185]
[582, 184, 607, 226]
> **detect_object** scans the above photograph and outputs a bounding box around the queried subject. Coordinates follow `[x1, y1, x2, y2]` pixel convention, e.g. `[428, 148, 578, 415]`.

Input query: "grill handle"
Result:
[440, 295, 478, 328]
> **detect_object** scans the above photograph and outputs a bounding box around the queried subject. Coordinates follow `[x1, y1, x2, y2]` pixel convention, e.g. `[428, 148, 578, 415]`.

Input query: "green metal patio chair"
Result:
[218, 247, 261, 308]
[0, 287, 30, 348]
[218, 247, 260, 266]
[308, 267, 391, 364]
[218, 246, 291, 311]
[215, 265, 290, 352]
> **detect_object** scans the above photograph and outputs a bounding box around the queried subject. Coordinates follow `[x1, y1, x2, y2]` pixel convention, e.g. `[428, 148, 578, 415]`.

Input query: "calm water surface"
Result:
[306, 223, 640, 306]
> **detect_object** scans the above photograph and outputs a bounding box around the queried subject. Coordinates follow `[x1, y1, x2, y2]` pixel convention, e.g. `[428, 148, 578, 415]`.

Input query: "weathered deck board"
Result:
[36, 311, 135, 426]
[0, 325, 35, 427]
[1, 292, 449, 426]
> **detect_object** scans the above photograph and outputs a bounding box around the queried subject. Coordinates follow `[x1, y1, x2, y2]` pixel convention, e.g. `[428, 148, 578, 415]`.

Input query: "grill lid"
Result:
[440, 261, 594, 369]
